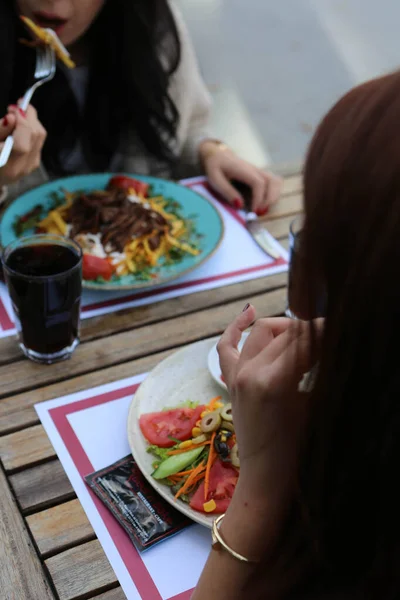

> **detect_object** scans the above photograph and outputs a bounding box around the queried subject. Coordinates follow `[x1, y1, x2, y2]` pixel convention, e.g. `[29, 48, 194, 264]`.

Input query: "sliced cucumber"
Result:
[152, 446, 204, 480]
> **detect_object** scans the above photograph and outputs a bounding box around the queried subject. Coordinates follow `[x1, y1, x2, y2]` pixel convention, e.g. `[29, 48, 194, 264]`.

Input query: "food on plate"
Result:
[12, 176, 202, 283]
[139, 397, 240, 515]
[139, 404, 205, 448]
[20, 16, 76, 69]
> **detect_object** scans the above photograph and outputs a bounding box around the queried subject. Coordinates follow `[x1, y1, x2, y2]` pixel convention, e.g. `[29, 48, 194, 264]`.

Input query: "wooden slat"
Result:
[10, 459, 74, 513]
[281, 173, 302, 196]
[0, 424, 54, 471]
[0, 335, 22, 366]
[0, 287, 287, 401]
[266, 192, 302, 220]
[0, 463, 55, 600]
[27, 499, 94, 557]
[0, 268, 288, 367]
[281, 238, 290, 251]
[0, 348, 174, 435]
[92, 589, 126, 600]
[46, 540, 117, 600]
[72, 272, 286, 346]
[264, 215, 299, 240]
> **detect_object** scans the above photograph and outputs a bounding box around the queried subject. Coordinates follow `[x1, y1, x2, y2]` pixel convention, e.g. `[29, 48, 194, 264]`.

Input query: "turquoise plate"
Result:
[0, 173, 224, 290]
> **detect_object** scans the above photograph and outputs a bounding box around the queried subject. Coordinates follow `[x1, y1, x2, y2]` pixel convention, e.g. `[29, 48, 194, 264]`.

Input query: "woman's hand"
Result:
[199, 140, 282, 215]
[192, 312, 322, 600]
[217, 306, 322, 503]
[0, 104, 47, 187]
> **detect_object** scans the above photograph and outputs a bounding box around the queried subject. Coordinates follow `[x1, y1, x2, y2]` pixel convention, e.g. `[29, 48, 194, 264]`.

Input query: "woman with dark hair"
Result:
[192, 71, 400, 599]
[0, 0, 281, 211]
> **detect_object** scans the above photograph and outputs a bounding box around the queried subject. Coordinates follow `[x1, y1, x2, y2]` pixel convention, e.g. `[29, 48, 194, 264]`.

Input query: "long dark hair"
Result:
[0, 0, 181, 174]
[249, 72, 400, 599]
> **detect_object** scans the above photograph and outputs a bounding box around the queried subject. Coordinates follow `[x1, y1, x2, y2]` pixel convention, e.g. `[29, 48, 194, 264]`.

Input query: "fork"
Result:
[0, 44, 56, 168]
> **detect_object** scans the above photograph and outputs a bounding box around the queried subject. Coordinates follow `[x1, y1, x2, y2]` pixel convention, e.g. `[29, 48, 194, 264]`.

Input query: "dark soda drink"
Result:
[2, 235, 82, 363]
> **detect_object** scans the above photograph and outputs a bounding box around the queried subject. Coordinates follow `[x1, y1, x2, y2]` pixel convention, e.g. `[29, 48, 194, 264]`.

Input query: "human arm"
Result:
[192, 307, 322, 599]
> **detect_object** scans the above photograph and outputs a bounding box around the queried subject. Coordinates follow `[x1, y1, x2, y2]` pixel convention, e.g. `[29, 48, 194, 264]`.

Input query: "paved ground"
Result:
[177, 0, 400, 168]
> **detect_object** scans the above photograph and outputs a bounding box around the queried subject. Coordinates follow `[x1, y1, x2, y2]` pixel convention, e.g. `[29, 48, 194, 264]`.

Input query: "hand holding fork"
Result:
[0, 44, 56, 184]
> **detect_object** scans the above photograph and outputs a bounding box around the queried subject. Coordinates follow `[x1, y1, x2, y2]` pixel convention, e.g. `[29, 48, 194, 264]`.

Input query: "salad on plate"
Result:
[139, 396, 239, 515]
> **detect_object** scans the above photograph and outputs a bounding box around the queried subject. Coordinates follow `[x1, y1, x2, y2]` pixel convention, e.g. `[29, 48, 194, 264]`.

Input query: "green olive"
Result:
[192, 434, 208, 445]
[231, 443, 240, 468]
[221, 421, 235, 433]
[200, 410, 221, 433]
[220, 403, 233, 422]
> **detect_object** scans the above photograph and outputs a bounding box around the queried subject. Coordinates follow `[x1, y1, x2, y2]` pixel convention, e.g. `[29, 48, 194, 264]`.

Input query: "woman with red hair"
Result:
[193, 71, 400, 599]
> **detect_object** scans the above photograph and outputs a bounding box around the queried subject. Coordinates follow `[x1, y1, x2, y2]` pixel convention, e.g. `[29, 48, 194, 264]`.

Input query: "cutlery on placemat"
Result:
[231, 180, 282, 260]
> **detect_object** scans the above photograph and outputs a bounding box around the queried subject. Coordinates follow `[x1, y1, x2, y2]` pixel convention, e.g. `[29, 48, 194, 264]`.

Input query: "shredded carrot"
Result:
[207, 396, 222, 412]
[172, 468, 197, 477]
[204, 432, 216, 501]
[167, 441, 211, 456]
[175, 461, 206, 500]
[189, 472, 206, 487]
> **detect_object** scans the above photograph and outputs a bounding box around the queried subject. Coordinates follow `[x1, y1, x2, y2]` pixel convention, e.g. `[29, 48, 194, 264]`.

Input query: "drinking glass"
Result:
[286, 216, 304, 318]
[1, 234, 82, 364]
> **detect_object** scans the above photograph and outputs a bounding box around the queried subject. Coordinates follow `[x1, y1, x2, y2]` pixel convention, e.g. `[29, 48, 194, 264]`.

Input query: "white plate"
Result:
[127, 337, 229, 528]
[207, 332, 250, 390]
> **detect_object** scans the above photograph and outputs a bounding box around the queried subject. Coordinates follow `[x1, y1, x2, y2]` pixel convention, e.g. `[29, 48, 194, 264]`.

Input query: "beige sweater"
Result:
[2, 1, 212, 204]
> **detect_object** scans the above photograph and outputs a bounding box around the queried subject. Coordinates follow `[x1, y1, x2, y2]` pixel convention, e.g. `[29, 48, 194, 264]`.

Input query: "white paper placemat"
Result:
[36, 374, 211, 600]
[0, 177, 288, 337]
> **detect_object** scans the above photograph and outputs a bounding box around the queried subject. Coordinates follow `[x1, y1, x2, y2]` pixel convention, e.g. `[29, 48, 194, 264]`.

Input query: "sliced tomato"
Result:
[139, 405, 205, 448]
[108, 175, 149, 197]
[82, 254, 113, 281]
[190, 459, 238, 514]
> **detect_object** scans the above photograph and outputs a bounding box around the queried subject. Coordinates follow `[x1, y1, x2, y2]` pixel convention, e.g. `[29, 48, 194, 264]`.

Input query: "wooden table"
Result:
[0, 169, 302, 600]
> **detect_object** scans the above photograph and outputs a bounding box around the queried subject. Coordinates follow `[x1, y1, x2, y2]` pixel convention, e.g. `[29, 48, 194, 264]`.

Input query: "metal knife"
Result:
[245, 212, 282, 259]
[231, 180, 283, 260]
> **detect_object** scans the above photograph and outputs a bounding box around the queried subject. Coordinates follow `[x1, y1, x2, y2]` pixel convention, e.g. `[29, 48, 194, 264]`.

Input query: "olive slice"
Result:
[192, 434, 208, 445]
[220, 403, 233, 422]
[214, 436, 230, 460]
[231, 443, 240, 468]
[200, 410, 222, 433]
[221, 421, 234, 433]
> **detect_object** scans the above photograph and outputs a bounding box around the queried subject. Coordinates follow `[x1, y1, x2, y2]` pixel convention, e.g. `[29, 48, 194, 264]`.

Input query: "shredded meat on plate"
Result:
[67, 188, 168, 253]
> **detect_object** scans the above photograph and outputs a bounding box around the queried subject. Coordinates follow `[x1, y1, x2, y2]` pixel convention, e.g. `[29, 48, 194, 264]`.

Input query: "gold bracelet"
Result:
[211, 513, 256, 563]
[200, 140, 230, 161]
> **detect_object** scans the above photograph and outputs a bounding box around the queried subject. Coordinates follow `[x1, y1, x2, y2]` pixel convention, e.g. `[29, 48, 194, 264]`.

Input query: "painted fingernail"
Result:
[8, 104, 17, 110]
[233, 198, 243, 210]
[18, 108, 26, 117]
[2, 116, 8, 127]
[242, 303, 250, 312]
[256, 207, 269, 217]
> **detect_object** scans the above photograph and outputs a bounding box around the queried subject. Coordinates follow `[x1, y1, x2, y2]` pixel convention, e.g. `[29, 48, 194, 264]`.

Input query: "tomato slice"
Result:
[139, 405, 205, 448]
[108, 175, 149, 197]
[190, 459, 239, 514]
[82, 254, 113, 281]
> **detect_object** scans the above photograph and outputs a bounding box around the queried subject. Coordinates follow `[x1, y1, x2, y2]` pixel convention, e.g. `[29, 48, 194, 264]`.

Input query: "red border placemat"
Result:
[49, 384, 194, 600]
